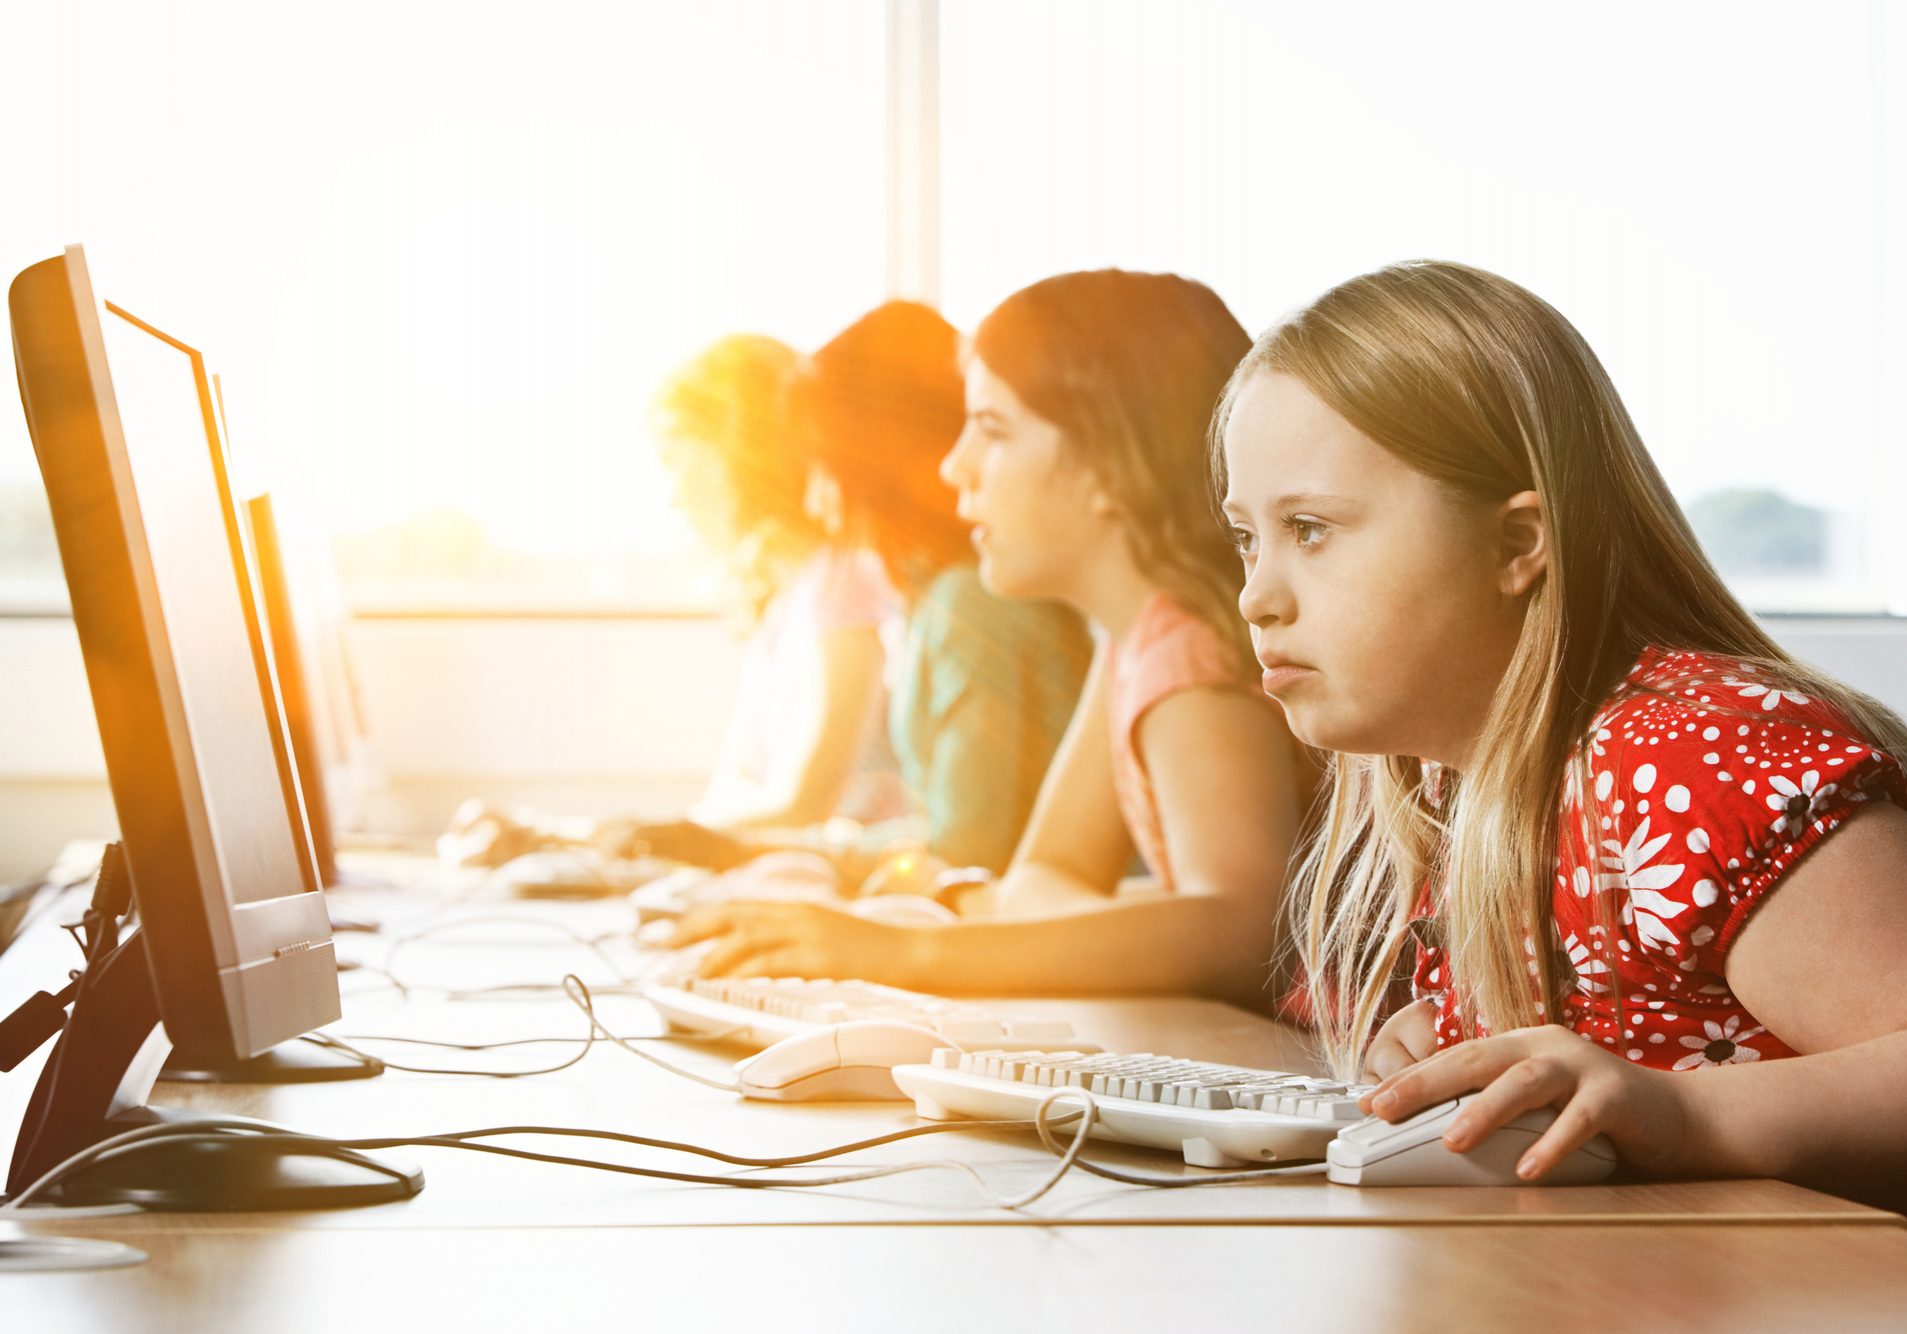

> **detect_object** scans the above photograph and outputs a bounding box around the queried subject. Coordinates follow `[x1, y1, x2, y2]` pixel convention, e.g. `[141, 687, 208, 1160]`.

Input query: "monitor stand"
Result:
[159, 1034, 382, 1083]
[6, 928, 420, 1212]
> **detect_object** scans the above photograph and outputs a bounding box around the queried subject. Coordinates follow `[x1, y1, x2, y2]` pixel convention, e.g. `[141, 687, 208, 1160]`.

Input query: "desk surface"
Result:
[2, 871, 1901, 1329]
[12, 1222, 1907, 1334]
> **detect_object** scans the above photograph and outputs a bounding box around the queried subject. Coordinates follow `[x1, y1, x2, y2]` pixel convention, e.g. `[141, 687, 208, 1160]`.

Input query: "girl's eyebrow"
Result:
[1226, 490, 1358, 516]
[1272, 491, 1357, 511]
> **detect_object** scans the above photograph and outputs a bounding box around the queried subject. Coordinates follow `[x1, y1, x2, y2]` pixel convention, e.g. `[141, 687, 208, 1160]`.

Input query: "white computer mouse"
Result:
[732, 1021, 957, 1101]
[1325, 1093, 1618, 1186]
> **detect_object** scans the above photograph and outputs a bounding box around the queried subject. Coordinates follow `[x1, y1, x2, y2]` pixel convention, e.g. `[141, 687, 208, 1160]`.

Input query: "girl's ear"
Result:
[1497, 489, 1548, 596]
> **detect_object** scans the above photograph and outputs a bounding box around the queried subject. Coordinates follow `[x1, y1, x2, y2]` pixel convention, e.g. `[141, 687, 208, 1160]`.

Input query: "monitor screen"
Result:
[99, 304, 317, 908]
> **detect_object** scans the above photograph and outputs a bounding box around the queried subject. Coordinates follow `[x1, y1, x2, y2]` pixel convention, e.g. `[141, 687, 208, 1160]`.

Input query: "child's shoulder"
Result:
[1564, 646, 1905, 975]
[1119, 594, 1250, 690]
[1582, 647, 1896, 797]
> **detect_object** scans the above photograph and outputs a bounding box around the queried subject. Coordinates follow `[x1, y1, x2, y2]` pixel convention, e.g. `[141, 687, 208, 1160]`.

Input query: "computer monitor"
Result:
[244, 491, 340, 888]
[6, 245, 414, 1208]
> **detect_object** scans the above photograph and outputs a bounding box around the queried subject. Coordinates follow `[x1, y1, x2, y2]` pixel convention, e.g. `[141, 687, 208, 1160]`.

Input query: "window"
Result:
[940, 0, 1907, 613]
[0, 0, 887, 612]
[6, 2, 1905, 616]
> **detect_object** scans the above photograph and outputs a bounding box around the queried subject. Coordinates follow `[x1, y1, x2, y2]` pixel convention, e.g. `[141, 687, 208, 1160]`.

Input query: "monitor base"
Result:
[158, 1035, 382, 1084]
[36, 1108, 422, 1212]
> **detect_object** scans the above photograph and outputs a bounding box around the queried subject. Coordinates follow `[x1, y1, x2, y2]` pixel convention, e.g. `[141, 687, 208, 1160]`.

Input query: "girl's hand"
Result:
[666, 901, 922, 985]
[1358, 1025, 1701, 1181]
[1362, 999, 1441, 1082]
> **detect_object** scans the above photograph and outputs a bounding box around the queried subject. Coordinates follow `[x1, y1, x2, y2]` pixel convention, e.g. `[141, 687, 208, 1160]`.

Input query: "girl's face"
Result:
[1219, 371, 1539, 769]
[662, 438, 741, 555]
[940, 357, 1114, 602]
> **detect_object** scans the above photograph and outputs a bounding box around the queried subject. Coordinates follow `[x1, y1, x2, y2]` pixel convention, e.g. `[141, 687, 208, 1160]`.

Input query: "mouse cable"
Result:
[305, 1015, 745, 1079]
[374, 914, 638, 999]
[346, 967, 652, 1003]
[8, 1110, 1103, 1212]
[312, 974, 739, 1084]
[0, 1112, 1076, 1213]
[324, 1028, 738, 1051]
[4, 1096, 1326, 1218]
[560, 974, 743, 1091]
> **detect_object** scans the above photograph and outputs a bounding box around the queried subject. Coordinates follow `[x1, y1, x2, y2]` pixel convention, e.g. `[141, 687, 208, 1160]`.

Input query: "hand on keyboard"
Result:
[668, 899, 906, 983]
[593, 818, 754, 871]
[646, 977, 1093, 1052]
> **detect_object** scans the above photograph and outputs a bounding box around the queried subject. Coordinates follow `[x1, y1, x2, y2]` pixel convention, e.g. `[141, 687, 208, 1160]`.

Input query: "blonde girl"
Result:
[1216, 260, 1907, 1200]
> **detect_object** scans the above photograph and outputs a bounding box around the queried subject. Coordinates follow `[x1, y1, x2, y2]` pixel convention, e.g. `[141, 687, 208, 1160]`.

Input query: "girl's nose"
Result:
[939, 428, 974, 489]
[1238, 555, 1292, 628]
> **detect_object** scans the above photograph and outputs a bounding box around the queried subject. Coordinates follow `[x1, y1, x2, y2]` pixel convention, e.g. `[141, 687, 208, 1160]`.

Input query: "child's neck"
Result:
[1067, 538, 1158, 639]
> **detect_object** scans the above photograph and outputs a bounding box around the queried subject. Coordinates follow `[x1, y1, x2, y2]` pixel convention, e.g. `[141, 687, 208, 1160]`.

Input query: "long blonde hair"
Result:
[1211, 260, 1907, 1076]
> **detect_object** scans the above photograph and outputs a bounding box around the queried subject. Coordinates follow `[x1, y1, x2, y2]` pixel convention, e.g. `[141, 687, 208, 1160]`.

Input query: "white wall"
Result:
[1, 613, 1902, 884]
[0, 616, 744, 882]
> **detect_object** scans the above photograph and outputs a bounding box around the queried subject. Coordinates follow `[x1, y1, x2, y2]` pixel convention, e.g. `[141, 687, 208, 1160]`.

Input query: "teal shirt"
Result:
[889, 567, 1093, 873]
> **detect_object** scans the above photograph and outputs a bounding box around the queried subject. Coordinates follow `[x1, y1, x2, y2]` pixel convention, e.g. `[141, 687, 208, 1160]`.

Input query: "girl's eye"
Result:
[1283, 515, 1328, 549]
[1226, 525, 1258, 557]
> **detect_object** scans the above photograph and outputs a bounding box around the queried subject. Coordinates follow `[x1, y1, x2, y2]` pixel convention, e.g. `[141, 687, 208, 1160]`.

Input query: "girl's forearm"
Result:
[896, 893, 1274, 999]
[988, 860, 1119, 917]
[1679, 1028, 1907, 1202]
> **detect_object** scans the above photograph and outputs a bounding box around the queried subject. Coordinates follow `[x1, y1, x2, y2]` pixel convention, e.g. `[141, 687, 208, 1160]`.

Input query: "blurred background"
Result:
[3, 0, 1904, 878]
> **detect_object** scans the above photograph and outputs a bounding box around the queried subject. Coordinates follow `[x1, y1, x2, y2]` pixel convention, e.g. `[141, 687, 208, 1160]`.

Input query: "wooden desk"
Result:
[4, 879, 1902, 1331]
[3, 892, 1891, 1231]
[12, 1222, 1907, 1333]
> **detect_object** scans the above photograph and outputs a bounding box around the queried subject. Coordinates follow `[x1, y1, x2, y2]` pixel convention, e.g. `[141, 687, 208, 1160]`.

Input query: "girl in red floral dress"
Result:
[1215, 260, 1907, 1202]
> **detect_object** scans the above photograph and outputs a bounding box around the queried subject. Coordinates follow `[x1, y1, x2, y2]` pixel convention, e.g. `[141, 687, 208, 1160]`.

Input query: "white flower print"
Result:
[1563, 932, 1611, 995]
[1764, 770, 1838, 839]
[1671, 1016, 1766, 1071]
[1600, 817, 1689, 950]
[1597, 817, 1685, 894]
[1722, 675, 1810, 712]
[1624, 892, 1689, 951]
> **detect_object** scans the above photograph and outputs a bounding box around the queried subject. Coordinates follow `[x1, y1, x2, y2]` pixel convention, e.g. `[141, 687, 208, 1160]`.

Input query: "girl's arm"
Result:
[1685, 799, 1907, 1196]
[692, 625, 886, 831]
[1359, 802, 1907, 1203]
[672, 889, 1279, 999]
[674, 683, 1308, 1002]
[975, 651, 1137, 916]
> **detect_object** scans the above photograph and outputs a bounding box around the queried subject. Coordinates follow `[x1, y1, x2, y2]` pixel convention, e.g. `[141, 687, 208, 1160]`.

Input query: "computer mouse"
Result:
[1326, 1093, 1618, 1186]
[732, 1021, 957, 1101]
[844, 894, 958, 926]
[494, 850, 636, 900]
[630, 867, 718, 921]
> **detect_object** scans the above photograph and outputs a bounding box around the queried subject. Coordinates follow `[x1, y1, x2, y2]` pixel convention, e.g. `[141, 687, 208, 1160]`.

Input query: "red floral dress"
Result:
[1412, 648, 1906, 1071]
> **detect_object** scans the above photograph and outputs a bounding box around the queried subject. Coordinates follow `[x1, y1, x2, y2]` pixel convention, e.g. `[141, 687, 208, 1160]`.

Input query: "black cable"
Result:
[325, 1030, 733, 1052]
[371, 914, 643, 1000]
[363, 1118, 1064, 1168]
[62, 1117, 1081, 1198]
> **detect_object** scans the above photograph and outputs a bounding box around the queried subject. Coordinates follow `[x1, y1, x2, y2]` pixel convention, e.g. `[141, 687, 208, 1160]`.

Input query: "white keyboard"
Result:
[645, 978, 1101, 1053]
[893, 1049, 1372, 1168]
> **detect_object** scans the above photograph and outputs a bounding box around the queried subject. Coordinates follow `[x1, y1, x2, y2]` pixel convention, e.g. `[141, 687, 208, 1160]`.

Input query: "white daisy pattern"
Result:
[1672, 1016, 1766, 1071]
[1764, 770, 1837, 840]
[1563, 931, 1612, 994]
[1722, 674, 1811, 713]
[1413, 648, 1906, 1072]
